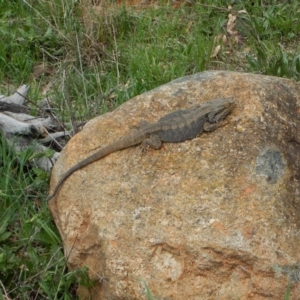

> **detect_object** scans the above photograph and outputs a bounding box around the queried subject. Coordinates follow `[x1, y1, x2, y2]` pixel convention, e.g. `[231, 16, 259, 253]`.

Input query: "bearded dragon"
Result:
[47, 98, 235, 200]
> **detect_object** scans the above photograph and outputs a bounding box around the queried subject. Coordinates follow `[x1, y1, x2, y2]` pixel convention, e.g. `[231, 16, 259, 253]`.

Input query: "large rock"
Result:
[49, 71, 300, 299]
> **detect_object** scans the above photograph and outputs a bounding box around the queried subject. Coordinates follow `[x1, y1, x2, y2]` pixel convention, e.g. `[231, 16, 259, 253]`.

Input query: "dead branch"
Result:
[0, 86, 66, 171]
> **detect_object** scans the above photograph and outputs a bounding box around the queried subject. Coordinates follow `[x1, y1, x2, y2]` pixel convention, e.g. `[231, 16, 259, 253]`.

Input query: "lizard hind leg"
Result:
[141, 134, 162, 152]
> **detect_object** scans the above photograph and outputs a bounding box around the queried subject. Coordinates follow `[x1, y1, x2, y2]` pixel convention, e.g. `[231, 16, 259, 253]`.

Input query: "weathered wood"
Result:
[0, 85, 29, 105]
[0, 113, 43, 137]
[0, 85, 63, 171]
[0, 101, 29, 113]
[39, 131, 72, 145]
[3, 111, 55, 127]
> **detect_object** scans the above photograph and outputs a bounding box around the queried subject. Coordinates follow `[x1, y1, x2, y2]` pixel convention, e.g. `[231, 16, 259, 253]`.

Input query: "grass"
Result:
[0, 0, 299, 298]
[0, 134, 93, 299]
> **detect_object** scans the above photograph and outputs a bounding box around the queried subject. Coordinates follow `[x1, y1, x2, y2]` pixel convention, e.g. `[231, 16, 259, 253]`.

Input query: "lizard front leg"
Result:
[203, 119, 229, 132]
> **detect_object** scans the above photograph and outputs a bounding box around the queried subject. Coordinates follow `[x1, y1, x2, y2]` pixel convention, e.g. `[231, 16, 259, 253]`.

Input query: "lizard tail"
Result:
[47, 132, 145, 201]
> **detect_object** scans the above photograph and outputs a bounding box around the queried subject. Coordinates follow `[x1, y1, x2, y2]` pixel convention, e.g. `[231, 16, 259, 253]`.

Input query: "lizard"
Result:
[47, 97, 235, 201]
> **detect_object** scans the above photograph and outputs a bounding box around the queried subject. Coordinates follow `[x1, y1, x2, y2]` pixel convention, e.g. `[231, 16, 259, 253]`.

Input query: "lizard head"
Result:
[206, 98, 236, 123]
